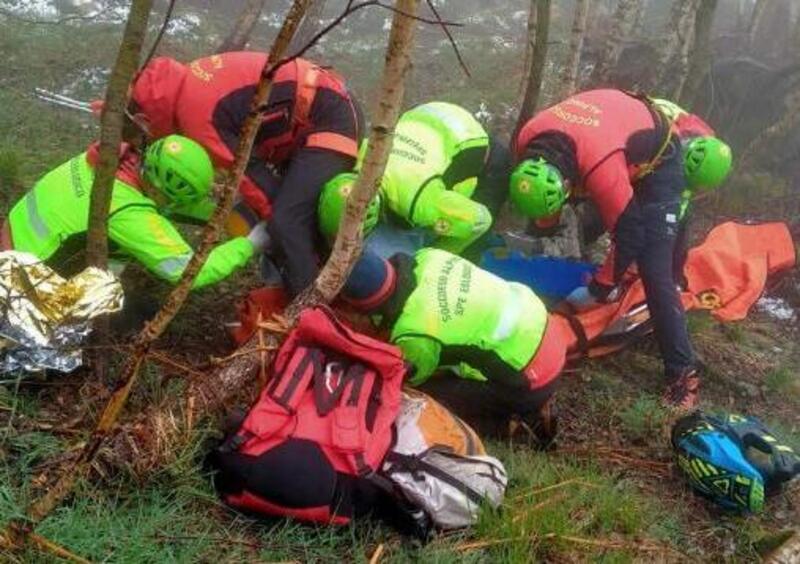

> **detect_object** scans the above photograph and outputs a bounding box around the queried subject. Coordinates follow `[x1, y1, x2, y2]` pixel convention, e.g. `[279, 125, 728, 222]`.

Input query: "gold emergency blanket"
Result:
[0, 251, 124, 373]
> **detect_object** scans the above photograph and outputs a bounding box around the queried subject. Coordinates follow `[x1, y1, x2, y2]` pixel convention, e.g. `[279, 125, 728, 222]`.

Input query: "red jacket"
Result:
[131, 52, 361, 218]
[514, 89, 664, 232]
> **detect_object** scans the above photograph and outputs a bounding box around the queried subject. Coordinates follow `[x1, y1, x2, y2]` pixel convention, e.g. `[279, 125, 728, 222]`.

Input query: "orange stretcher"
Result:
[552, 221, 797, 359]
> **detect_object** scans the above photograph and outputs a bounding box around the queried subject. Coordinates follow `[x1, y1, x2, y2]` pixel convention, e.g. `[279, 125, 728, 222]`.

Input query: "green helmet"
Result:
[684, 137, 733, 191]
[509, 158, 567, 219]
[143, 135, 214, 205]
[318, 173, 382, 241]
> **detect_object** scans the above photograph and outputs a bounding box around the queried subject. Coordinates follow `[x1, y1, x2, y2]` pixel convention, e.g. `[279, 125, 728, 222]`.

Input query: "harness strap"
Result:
[294, 58, 320, 131]
[623, 91, 676, 182]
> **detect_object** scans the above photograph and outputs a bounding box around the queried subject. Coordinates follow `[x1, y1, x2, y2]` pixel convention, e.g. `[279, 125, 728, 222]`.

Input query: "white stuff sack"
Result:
[381, 391, 508, 530]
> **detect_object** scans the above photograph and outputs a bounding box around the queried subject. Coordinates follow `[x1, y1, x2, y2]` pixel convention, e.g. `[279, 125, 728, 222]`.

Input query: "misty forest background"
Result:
[1, 1, 800, 562]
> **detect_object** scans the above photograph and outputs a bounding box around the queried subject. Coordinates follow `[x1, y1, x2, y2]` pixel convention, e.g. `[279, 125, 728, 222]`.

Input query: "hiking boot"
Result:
[662, 370, 700, 411]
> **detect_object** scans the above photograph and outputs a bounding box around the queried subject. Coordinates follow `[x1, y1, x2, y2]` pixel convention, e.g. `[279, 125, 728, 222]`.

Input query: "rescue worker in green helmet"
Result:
[650, 97, 732, 217]
[316, 172, 383, 243]
[323, 102, 511, 256]
[511, 89, 732, 410]
[1, 136, 269, 289]
[339, 248, 571, 443]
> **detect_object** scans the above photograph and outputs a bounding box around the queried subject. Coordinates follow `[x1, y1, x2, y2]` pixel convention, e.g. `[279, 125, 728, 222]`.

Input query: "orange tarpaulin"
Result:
[555, 222, 796, 358]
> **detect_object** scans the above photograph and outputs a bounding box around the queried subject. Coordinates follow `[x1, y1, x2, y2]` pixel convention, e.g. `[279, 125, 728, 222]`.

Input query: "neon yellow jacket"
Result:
[379, 102, 489, 219]
[391, 249, 548, 385]
[7, 152, 253, 289]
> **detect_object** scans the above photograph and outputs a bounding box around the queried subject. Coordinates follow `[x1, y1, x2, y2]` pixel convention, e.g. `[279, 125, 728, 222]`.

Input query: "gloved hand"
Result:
[246, 221, 271, 253]
[565, 285, 598, 312]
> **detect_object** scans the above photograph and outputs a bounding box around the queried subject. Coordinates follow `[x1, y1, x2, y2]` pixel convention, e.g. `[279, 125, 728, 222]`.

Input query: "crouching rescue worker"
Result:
[1, 135, 268, 288]
[510, 88, 731, 409]
[323, 102, 510, 256]
[127, 51, 363, 295]
[340, 248, 569, 444]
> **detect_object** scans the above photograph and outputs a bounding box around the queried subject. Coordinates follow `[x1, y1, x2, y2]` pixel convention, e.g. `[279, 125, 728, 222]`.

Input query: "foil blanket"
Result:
[0, 251, 124, 373]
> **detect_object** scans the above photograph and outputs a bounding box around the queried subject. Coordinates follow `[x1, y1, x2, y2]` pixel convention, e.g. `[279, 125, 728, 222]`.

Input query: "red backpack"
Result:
[213, 306, 407, 525]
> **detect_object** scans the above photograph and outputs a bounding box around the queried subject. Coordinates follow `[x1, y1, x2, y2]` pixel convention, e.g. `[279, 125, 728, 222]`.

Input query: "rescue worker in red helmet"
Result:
[510, 89, 729, 410]
[126, 51, 363, 296]
[340, 249, 570, 444]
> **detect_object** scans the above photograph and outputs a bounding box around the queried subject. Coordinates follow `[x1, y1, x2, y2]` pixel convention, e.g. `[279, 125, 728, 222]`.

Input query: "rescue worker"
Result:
[322, 102, 511, 256]
[510, 89, 731, 410]
[127, 51, 363, 295]
[1, 135, 268, 289]
[340, 248, 570, 443]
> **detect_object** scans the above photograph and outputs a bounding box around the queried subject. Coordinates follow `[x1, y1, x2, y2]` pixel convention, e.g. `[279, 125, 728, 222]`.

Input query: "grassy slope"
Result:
[1, 293, 798, 563]
[1, 11, 799, 564]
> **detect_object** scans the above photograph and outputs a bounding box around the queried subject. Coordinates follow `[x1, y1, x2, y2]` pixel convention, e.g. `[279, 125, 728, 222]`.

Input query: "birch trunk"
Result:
[655, 0, 700, 96]
[85, 0, 153, 269]
[515, 0, 552, 136]
[679, 0, 718, 106]
[589, 0, 638, 86]
[631, 0, 649, 37]
[288, 0, 328, 54]
[556, 0, 590, 99]
[748, 0, 768, 48]
[216, 0, 267, 53]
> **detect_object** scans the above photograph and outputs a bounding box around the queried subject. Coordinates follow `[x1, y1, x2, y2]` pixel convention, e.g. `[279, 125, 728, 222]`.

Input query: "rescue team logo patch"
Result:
[697, 290, 722, 310]
[166, 141, 183, 155]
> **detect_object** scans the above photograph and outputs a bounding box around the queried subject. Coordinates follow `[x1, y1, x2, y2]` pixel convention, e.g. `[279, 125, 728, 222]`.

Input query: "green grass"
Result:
[0, 434, 691, 563]
[618, 395, 669, 444]
[764, 367, 799, 397]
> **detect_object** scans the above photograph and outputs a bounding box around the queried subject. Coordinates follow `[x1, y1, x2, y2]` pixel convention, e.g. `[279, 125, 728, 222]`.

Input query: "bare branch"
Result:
[425, 0, 470, 77]
[142, 0, 178, 68]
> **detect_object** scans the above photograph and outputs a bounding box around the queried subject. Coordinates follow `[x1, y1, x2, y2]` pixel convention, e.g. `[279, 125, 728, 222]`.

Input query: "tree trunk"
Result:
[515, 0, 552, 136]
[85, 0, 153, 269]
[0, 0, 314, 554]
[738, 90, 800, 170]
[765, 531, 800, 564]
[95, 0, 421, 476]
[589, 0, 638, 86]
[655, 0, 700, 96]
[748, 0, 768, 48]
[679, 0, 718, 106]
[288, 0, 327, 54]
[556, 0, 590, 99]
[216, 0, 267, 53]
[631, 0, 649, 37]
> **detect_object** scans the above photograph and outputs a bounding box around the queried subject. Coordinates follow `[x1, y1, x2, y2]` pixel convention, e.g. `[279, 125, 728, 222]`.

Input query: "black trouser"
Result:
[418, 363, 557, 439]
[632, 140, 695, 380]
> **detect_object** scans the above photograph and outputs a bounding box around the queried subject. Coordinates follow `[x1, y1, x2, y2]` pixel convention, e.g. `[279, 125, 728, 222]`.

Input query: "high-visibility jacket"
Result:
[131, 51, 361, 218]
[390, 248, 548, 384]
[378, 102, 489, 221]
[6, 147, 253, 289]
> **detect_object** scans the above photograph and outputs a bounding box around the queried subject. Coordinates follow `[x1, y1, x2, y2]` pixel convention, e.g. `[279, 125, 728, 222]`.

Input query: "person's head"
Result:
[142, 135, 214, 209]
[509, 158, 568, 220]
[341, 250, 398, 313]
[683, 136, 733, 191]
[318, 172, 382, 242]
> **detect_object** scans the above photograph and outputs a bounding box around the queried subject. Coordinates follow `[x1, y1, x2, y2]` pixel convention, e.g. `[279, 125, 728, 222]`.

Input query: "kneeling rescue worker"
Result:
[128, 51, 362, 295]
[1, 135, 268, 289]
[340, 248, 570, 443]
[321, 102, 510, 255]
[510, 89, 732, 409]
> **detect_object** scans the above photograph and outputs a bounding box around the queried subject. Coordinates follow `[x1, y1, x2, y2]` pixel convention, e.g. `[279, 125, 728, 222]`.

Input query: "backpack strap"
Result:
[267, 347, 324, 413]
[385, 451, 486, 505]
